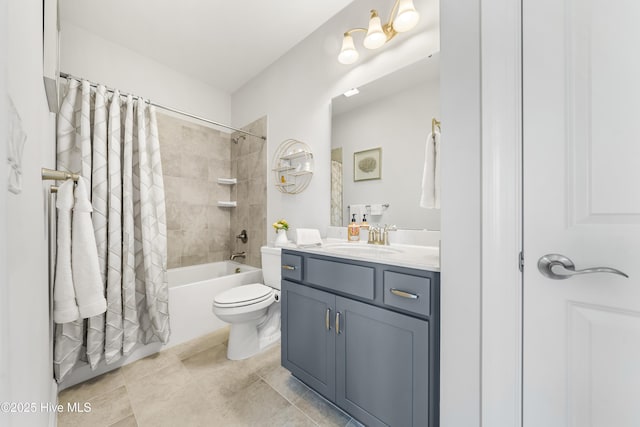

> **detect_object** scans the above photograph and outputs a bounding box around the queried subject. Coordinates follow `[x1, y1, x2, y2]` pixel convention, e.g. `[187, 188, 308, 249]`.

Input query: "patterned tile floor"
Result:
[58, 328, 364, 427]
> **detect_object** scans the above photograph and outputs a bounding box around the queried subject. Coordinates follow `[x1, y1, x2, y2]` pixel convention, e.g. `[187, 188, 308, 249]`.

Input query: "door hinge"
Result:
[519, 251, 524, 272]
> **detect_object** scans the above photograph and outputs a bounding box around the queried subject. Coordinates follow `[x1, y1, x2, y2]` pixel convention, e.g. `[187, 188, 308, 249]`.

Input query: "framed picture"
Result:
[354, 147, 382, 181]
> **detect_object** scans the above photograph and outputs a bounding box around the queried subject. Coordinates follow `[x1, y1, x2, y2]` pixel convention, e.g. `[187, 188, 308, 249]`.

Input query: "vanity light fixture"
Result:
[338, 0, 420, 65]
[343, 88, 360, 97]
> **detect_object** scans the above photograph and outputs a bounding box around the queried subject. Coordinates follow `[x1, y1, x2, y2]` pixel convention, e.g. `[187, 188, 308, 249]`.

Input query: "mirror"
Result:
[330, 54, 441, 230]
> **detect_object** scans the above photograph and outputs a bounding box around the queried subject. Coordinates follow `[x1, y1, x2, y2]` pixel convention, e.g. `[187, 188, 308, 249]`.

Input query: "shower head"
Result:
[231, 135, 246, 144]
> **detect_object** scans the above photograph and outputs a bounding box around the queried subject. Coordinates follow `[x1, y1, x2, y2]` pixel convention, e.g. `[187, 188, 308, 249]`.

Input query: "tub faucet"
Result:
[230, 251, 246, 261]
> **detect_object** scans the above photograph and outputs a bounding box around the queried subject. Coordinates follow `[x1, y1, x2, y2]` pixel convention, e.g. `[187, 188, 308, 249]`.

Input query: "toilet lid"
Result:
[214, 283, 273, 306]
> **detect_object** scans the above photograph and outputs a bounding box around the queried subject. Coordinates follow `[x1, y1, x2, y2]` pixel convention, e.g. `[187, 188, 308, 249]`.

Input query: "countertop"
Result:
[279, 238, 440, 272]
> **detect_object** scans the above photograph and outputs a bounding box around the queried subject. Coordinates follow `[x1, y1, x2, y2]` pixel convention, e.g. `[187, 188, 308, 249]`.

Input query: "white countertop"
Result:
[280, 238, 440, 272]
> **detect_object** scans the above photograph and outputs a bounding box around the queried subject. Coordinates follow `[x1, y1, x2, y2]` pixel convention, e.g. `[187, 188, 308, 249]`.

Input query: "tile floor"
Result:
[58, 327, 364, 427]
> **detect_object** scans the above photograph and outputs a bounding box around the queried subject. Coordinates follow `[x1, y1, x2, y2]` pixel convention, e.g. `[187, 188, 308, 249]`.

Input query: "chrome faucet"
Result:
[367, 225, 397, 245]
[230, 251, 246, 261]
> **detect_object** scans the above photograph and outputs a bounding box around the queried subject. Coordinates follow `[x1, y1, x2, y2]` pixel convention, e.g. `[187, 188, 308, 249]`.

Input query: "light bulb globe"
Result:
[364, 12, 387, 49]
[393, 0, 420, 32]
[338, 34, 359, 64]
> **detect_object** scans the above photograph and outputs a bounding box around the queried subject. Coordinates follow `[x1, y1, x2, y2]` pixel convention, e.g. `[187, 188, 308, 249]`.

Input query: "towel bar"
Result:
[41, 168, 79, 182]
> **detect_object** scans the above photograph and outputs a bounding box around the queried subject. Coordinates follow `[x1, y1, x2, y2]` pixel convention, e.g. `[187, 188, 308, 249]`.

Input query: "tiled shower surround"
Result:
[230, 116, 267, 268]
[158, 113, 266, 269]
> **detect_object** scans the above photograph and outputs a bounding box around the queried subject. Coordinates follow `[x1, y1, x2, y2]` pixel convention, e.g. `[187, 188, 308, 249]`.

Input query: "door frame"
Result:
[480, 0, 523, 425]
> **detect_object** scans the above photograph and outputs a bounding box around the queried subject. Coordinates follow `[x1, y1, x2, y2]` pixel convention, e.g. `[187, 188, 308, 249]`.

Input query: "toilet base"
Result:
[226, 303, 281, 360]
[227, 321, 261, 360]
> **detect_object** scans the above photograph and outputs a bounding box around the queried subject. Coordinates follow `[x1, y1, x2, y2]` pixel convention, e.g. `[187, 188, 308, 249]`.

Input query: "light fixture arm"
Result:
[386, 0, 402, 30]
[344, 28, 368, 36]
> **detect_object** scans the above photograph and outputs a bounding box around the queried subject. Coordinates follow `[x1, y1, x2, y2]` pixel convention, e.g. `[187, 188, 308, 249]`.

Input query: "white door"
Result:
[523, 0, 640, 426]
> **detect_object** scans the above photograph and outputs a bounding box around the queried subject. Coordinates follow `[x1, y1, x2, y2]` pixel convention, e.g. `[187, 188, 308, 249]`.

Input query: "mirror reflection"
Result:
[330, 54, 441, 230]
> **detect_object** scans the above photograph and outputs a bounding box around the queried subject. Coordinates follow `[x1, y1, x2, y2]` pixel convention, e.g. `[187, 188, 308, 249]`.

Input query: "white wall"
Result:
[0, 0, 10, 417]
[231, 0, 439, 237]
[332, 79, 440, 230]
[60, 22, 231, 127]
[6, 0, 58, 425]
[440, 0, 482, 425]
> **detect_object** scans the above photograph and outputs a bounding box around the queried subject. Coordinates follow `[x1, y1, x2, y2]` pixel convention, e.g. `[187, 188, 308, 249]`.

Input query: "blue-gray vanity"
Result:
[280, 248, 440, 427]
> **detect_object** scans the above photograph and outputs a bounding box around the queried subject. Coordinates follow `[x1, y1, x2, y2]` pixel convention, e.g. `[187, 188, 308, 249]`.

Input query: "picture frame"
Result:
[353, 147, 382, 181]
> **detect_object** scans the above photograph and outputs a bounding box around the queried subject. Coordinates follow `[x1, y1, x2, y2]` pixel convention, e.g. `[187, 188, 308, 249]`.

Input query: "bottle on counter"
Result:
[348, 214, 360, 242]
[360, 214, 369, 230]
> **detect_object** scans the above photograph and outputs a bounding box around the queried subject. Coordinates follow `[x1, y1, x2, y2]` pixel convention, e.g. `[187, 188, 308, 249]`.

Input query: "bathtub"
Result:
[167, 261, 263, 347]
[59, 261, 262, 390]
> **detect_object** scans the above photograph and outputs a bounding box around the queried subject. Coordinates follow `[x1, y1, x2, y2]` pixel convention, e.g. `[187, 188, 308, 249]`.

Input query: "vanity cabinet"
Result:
[281, 250, 439, 427]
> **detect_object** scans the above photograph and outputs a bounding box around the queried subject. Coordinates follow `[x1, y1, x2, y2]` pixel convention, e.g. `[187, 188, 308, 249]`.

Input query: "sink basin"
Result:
[322, 243, 403, 256]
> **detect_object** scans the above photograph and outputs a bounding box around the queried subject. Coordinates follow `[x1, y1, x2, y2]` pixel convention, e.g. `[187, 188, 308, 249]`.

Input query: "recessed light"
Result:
[343, 88, 360, 97]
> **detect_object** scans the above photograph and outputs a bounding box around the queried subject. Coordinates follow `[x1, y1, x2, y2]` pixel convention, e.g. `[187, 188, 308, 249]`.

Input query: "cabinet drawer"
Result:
[281, 253, 303, 281]
[383, 271, 430, 316]
[306, 258, 375, 300]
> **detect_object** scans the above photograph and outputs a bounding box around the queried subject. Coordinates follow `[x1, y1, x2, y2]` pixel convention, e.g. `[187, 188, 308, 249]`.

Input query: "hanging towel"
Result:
[420, 131, 441, 209]
[72, 177, 107, 319]
[53, 180, 80, 324]
[369, 204, 385, 216]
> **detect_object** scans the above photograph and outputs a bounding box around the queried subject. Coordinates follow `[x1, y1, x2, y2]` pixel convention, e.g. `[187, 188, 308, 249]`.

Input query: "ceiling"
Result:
[59, 0, 355, 93]
[332, 53, 440, 116]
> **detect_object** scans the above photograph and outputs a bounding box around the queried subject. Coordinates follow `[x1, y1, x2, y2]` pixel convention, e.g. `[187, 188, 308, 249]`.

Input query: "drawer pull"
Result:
[282, 265, 297, 270]
[390, 288, 419, 300]
[325, 308, 331, 331]
[335, 312, 341, 335]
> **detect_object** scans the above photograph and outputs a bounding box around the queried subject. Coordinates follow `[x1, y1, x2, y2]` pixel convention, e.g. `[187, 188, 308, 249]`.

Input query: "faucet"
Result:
[236, 229, 248, 243]
[230, 251, 246, 261]
[367, 225, 396, 245]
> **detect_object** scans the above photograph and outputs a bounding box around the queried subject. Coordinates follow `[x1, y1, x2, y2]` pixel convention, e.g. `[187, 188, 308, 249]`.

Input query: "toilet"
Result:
[212, 246, 282, 360]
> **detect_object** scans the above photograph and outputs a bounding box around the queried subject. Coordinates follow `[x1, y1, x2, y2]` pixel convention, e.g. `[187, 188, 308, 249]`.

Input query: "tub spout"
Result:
[230, 251, 246, 261]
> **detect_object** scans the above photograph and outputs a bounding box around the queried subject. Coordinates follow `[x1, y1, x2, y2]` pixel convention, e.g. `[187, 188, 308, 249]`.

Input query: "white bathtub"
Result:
[167, 261, 263, 347]
[60, 261, 262, 390]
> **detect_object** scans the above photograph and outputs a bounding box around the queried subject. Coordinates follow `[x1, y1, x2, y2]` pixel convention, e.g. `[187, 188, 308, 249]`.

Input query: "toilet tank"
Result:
[261, 246, 282, 290]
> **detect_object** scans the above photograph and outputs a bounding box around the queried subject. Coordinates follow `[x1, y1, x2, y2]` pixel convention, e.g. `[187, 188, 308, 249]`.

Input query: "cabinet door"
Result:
[281, 280, 336, 401]
[335, 297, 429, 427]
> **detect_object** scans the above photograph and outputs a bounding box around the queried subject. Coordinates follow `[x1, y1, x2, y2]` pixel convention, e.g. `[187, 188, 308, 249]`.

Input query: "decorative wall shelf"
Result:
[217, 201, 237, 208]
[217, 178, 237, 185]
[272, 139, 314, 194]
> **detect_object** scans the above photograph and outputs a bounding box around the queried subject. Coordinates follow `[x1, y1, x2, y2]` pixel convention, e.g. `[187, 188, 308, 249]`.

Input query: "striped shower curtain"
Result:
[54, 79, 170, 381]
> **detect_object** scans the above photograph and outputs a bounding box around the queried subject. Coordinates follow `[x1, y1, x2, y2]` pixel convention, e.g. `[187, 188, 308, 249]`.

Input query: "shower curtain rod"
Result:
[59, 72, 267, 141]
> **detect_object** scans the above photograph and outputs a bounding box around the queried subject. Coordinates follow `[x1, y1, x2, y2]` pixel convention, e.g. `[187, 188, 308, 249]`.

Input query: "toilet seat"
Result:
[214, 283, 274, 308]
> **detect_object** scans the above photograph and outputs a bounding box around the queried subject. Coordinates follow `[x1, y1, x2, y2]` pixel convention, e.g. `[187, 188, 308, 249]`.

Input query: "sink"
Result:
[322, 243, 403, 256]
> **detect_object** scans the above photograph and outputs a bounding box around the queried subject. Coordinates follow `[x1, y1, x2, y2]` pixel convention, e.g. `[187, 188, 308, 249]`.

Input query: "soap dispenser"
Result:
[360, 214, 369, 230]
[348, 214, 360, 242]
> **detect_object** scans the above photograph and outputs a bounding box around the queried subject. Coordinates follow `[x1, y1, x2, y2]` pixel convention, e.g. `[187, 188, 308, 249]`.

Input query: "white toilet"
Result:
[212, 246, 282, 360]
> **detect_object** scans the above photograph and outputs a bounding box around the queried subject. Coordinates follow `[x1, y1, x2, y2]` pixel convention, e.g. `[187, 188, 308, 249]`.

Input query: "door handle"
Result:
[325, 308, 331, 331]
[335, 312, 341, 335]
[281, 265, 296, 270]
[537, 254, 629, 280]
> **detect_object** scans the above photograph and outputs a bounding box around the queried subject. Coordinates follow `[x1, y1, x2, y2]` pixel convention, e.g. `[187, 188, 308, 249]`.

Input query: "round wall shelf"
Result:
[272, 139, 314, 194]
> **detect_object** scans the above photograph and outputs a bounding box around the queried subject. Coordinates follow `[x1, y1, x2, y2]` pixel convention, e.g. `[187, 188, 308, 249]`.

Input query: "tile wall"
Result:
[158, 113, 232, 268]
[230, 116, 267, 268]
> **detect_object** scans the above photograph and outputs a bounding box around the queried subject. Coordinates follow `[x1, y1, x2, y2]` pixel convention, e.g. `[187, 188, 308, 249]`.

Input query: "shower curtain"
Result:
[330, 160, 343, 226]
[54, 79, 170, 381]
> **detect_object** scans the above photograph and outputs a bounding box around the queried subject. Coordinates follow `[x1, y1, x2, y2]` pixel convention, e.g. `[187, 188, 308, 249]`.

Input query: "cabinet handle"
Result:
[390, 288, 419, 300]
[335, 312, 341, 335]
[325, 308, 331, 331]
[281, 265, 296, 270]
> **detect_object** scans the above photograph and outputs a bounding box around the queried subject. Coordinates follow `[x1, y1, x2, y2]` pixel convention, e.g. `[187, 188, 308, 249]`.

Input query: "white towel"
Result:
[296, 228, 323, 247]
[53, 180, 80, 324]
[420, 131, 441, 209]
[369, 204, 384, 216]
[349, 204, 367, 223]
[72, 177, 108, 318]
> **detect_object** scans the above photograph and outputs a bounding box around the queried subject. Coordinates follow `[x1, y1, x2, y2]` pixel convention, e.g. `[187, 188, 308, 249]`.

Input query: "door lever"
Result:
[537, 254, 629, 280]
